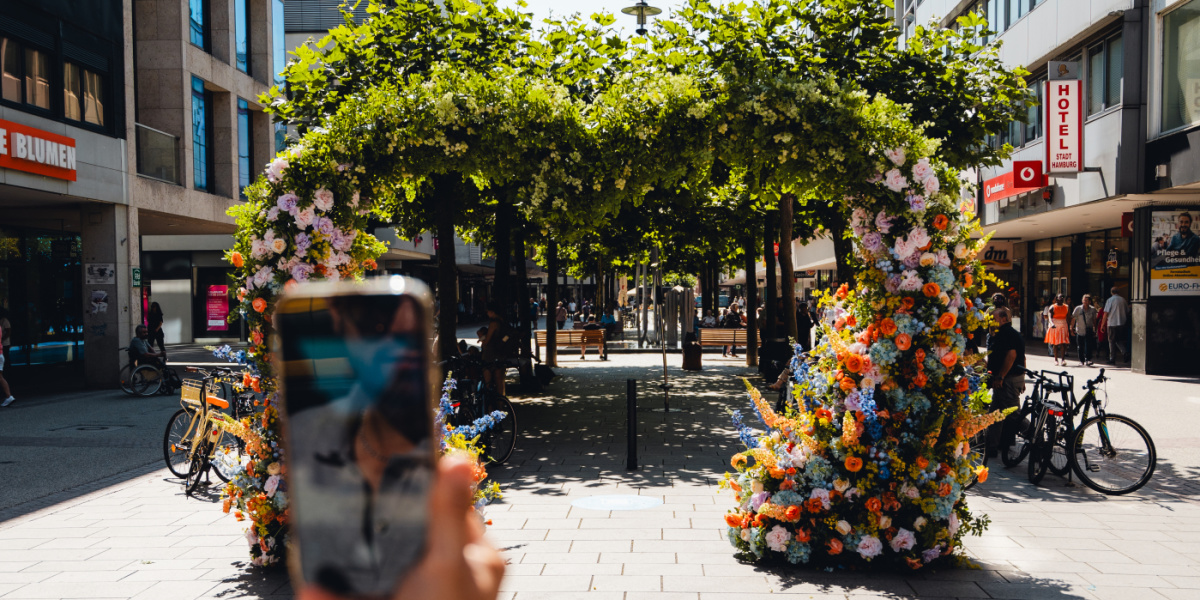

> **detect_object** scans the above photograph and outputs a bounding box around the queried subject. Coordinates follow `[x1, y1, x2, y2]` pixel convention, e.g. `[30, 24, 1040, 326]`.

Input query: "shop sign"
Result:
[1150, 209, 1200, 296]
[207, 285, 230, 331]
[982, 161, 1045, 204]
[1045, 79, 1083, 173]
[980, 240, 1014, 270]
[1122, 212, 1134, 238]
[85, 263, 115, 285]
[0, 119, 78, 181]
[131, 268, 142, 288]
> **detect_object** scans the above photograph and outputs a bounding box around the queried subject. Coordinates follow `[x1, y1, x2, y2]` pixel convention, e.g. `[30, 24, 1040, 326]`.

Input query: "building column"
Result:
[81, 204, 137, 388]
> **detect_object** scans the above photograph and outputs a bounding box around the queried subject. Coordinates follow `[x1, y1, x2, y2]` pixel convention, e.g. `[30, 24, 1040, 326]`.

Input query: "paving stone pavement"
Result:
[0, 353, 1198, 599]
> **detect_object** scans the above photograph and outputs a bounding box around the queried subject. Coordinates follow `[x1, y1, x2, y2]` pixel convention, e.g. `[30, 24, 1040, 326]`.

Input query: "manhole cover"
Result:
[570, 495, 663, 511]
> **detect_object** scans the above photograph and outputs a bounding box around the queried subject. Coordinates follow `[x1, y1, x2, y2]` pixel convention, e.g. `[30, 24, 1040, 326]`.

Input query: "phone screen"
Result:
[276, 281, 435, 598]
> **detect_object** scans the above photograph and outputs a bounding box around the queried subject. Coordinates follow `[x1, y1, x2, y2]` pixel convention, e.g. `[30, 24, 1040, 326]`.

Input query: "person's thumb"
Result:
[427, 457, 477, 558]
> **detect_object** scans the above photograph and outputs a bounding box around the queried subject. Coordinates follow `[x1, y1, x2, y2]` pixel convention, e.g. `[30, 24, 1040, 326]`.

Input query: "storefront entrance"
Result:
[0, 227, 84, 367]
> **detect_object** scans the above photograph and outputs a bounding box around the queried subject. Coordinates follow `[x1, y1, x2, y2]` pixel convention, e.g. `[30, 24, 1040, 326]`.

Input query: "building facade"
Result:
[894, 0, 1200, 376]
[0, 0, 284, 387]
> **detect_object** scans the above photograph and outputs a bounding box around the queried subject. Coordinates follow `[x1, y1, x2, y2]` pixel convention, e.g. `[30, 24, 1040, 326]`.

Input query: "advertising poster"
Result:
[206, 285, 230, 331]
[85, 263, 115, 285]
[1150, 209, 1200, 296]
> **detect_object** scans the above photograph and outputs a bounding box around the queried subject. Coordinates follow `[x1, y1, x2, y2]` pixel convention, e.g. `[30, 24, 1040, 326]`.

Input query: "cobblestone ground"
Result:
[0, 352, 1198, 599]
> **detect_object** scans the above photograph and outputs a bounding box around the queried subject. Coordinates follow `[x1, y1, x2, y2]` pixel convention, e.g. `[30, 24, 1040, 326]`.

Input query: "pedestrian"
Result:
[721, 303, 742, 358]
[985, 307, 1025, 457]
[796, 301, 813, 352]
[0, 308, 12, 407]
[555, 302, 567, 330]
[147, 302, 166, 351]
[1043, 294, 1071, 366]
[529, 298, 538, 330]
[1070, 294, 1098, 367]
[702, 310, 717, 328]
[1103, 287, 1130, 364]
[481, 303, 508, 396]
[568, 299, 577, 320]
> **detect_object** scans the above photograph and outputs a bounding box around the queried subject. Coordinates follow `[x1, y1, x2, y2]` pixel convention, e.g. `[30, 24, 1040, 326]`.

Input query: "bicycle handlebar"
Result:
[1085, 368, 1106, 388]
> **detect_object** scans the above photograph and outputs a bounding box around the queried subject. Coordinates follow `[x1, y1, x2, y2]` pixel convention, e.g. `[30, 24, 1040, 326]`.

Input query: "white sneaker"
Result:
[1, 396, 13, 407]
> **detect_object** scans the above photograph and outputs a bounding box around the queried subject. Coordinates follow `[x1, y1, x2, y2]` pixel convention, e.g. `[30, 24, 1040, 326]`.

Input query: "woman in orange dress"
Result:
[1043, 294, 1072, 366]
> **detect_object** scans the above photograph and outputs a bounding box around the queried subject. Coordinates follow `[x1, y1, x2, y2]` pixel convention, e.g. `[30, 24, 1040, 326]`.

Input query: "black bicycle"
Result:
[441, 356, 517, 465]
[1022, 368, 1156, 494]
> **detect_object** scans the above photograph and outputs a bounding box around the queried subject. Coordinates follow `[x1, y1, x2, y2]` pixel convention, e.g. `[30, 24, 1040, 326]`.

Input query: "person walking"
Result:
[1070, 294, 1098, 366]
[796, 301, 814, 352]
[481, 303, 508, 396]
[1043, 294, 1071, 366]
[555, 302, 567, 331]
[1103, 288, 1130, 364]
[721, 303, 743, 358]
[0, 310, 13, 407]
[986, 307, 1026, 457]
[147, 302, 166, 351]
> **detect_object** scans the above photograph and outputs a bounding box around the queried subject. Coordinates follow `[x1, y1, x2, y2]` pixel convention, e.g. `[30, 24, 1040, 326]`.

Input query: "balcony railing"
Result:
[135, 123, 181, 185]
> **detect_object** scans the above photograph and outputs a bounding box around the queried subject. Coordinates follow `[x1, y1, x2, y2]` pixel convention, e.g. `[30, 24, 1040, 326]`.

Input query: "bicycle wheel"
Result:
[1048, 418, 1072, 477]
[185, 440, 211, 496]
[209, 428, 243, 483]
[480, 394, 517, 465]
[131, 365, 162, 396]
[1028, 415, 1051, 485]
[963, 429, 989, 492]
[446, 400, 476, 430]
[163, 408, 198, 478]
[1070, 414, 1157, 495]
[1001, 403, 1034, 468]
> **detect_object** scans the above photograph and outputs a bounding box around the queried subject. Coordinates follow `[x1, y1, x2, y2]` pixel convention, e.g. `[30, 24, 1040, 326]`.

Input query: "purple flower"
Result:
[862, 232, 883, 253]
[884, 274, 901, 294]
[907, 194, 926, 213]
[291, 262, 315, 282]
[750, 491, 770, 511]
[317, 217, 335, 236]
[922, 547, 942, 563]
[295, 232, 311, 256]
[277, 193, 299, 212]
[903, 251, 921, 269]
[875, 211, 893, 234]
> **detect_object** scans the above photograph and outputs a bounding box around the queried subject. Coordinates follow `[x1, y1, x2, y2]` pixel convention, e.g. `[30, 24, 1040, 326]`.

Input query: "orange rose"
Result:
[940, 352, 958, 368]
[938, 483, 952, 497]
[895, 333, 912, 351]
[834, 317, 846, 330]
[251, 330, 263, 346]
[938, 312, 957, 330]
[363, 258, 378, 270]
[932, 214, 949, 230]
[251, 377, 262, 394]
[795, 529, 811, 543]
[827, 539, 843, 555]
[845, 456, 863, 472]
[839, 376, 857, 392]
[769, 467, 786, 479]
[915, 349, 927, 362]
[846, 314, 857, 327]
[836, 284, 849, 300]
[806, 498, 825, 513]
[955, 377, 970, 393]
[922, 282, 941, 297]
[844, 354, 864, 374]
[963, 273, 974, 287]
[243, 372, 254, 388]
[977, 467, 989, 483]
[253, 297, 267, 313]
[724, 514, 743, 528]
[901, 297, 915, 310]
[229, 251, 244, 268]
[865, 497, 882, 513]
[879, 318, 897, 336]
[784, 505, 802, 521]
[779, 479, 794, 491]
[913, 372, 928, 387]
[916, 457, 929, 469]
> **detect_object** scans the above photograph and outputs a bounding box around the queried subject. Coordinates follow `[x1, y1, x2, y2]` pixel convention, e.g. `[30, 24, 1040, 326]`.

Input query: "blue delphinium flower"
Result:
[731, 410, 761, 449]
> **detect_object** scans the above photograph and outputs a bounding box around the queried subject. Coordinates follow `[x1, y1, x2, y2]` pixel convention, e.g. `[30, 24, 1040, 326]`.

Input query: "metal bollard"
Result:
[627, 378, 638, 471]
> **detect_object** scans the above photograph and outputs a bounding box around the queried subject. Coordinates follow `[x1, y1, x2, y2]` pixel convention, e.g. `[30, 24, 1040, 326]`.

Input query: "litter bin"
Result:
[682, 331, 702, 371]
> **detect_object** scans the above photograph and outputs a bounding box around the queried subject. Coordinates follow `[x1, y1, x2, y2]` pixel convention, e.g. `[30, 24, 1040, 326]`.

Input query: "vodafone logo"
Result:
[1020, 166, 1036, 181]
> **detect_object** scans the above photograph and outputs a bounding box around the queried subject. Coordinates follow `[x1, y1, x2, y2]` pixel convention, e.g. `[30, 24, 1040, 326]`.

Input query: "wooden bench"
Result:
[535, 329, 606, 358]
[697, 328, 748, 350]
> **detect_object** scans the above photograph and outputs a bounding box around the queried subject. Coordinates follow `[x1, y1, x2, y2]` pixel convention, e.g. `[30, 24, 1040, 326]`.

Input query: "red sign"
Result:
[1045, 80, 1083, 173]
[206, 285, 229, 332]
[983, 161, 1046, 204]
[0, 119, 77, 181]
[1121, 212, 1134, 238]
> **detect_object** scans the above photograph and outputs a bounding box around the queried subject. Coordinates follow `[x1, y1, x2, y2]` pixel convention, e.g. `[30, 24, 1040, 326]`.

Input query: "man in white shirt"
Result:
[1103, 288, 1129, 364]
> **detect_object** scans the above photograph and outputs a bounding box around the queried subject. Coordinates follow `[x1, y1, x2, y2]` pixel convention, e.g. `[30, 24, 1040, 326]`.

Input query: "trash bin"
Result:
[682, 332, 702, 371]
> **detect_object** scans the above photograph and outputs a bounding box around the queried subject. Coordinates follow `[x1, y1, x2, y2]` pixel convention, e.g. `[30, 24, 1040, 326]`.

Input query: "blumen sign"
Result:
[1045, 80, 1083, 173]
[0, 119, 78, 181]
[207, 285, 230, 331]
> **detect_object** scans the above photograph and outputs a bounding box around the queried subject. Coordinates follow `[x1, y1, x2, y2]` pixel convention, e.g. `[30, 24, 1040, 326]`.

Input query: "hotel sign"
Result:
[1045, 79, 1083, 173]
[0, 119, 78, 181]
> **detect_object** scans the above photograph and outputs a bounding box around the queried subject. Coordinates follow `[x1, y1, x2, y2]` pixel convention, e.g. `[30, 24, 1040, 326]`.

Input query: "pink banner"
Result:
[207, 285, 229, 331]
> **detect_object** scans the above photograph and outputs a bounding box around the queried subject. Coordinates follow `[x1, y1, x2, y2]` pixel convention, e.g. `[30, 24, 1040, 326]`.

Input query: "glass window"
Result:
[1087, 34, 1123, 115]
[1107, 36, 1123, 107]
[1, 38, 19, 101]
[272, 0, 285, 87]
[82, 69, 104, 125]
[237, 98, 252, 198]
[64, 63, 105, 126]
[24, 49, 50, 110]
[1088, 44, 1105, 114]
[1025, 77, 1043, 141]
[235, 0, 249, 73]
[64, 63, 81, 121]
[190, 0, 207, 49]
[1162, 1, 1200, 132]
[192, 77, 211, 192]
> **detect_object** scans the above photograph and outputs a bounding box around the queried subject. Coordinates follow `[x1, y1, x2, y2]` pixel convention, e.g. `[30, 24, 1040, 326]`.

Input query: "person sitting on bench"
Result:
[581, 316, 605, 359]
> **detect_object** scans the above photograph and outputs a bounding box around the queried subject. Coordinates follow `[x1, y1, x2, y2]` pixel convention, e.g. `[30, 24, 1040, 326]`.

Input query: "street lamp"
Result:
[621, 0, 662, 36]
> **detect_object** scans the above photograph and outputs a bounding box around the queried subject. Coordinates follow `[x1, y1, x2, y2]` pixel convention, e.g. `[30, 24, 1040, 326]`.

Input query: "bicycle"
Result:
[163, 367, 254, 494]
[119, 350, 183, 397]
[1024, 368, 1156, 494]
[442, 356, 517, 465]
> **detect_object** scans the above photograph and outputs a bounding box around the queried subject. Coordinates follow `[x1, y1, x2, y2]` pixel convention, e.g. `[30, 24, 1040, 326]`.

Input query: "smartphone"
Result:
[275, 276, 438, 598]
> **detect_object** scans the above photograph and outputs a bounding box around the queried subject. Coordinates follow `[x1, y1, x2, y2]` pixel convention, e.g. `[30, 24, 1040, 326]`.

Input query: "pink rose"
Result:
[884, 169, 908, 193]
[294, 207, 316, 229]
[924, 175, 940, 195]
[313, 187, 334, 212]
[884, 147, 906, 166]
[265, 157, 288, 183]
[857, 535, 883, 559]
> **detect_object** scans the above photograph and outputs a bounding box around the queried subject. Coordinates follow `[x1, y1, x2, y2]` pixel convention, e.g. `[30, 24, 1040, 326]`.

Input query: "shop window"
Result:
[24, 48, 51, 110]
[1162, 0, 1200, 132]
[64, 63, 105, 126]
[1, 38, 19, 101]
[192, 77, 213, 193]
[235, 0, 250, 73]
[272, 0, 286, 88]
[237, 98, 252, 198]
[1087, 34, 1123, 115]
[189, 0, 209, 51]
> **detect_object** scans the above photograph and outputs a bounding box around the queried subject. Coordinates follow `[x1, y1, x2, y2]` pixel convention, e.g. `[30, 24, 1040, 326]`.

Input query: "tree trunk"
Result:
[434, 197, 458, 361]
[493, 204, 512, 324]
[763, 211, 778, 342]
[744, 234, 758, 367]
[640, 260, 649, 347]
[514, 223, 535, 387]
[828, 210, 855, 286]
[780, 194, 797, 341]
[546, 240, 558, 367]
